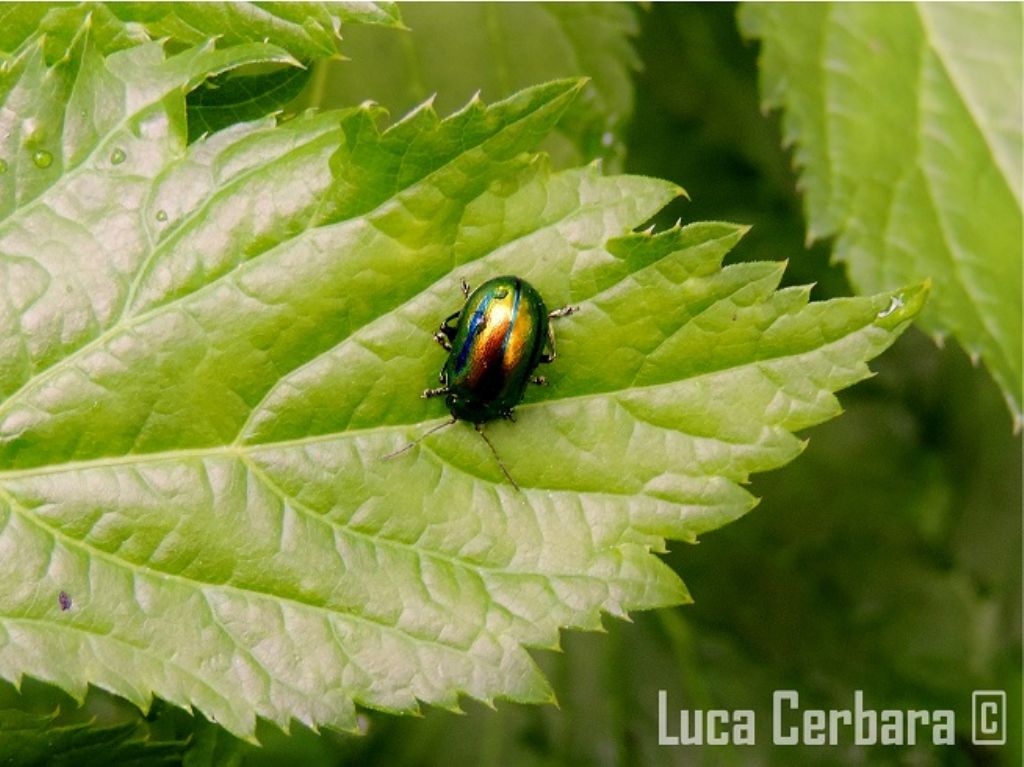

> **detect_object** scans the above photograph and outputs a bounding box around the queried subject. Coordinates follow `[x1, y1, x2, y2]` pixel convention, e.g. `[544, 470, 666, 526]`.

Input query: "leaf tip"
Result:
[539, 76, 590, 109]
[478, 697, 498, 712]
[354, 99, 389, 126]
[566, 75, 591, 94]
[874, 281, 929, 328]
[236, 726, 263, 747]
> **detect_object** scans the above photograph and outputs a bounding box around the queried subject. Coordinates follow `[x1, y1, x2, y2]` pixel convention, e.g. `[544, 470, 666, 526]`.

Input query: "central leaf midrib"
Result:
[0, 301, 895, 481]
[916, 3, 1022, 209]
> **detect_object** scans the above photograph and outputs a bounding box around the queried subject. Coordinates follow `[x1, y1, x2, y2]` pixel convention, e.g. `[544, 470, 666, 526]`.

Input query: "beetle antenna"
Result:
[381, 417, 457, 461]
[475, 425, 520, 491]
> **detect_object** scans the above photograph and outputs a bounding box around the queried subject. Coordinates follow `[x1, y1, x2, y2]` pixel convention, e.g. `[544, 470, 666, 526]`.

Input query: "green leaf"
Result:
[0, 2, 403, 64]
[0, 5, 49, 53]
[186, 66, 311, 143]
[0, 708, 185, 766]
[0, 4, 149, 65]
[0, 2, 403, 148]
[299, 2, 640, 170]
[106, 2, 402, 56]
[182, 717, 249, 767]
[740, 2, 1023, 423]
[327, 1, 404, 30]
[0, 34, 924, 741]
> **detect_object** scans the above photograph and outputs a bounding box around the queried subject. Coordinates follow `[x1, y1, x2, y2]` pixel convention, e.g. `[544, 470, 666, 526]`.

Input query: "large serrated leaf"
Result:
[740, 2, 1023, 424]
[299, 2, 640, 170]
[0, 32, 924, 739]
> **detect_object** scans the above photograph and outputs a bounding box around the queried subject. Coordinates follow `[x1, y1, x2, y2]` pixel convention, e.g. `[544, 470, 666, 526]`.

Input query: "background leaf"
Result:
[0, 2, 403, 150]
[186, 66, 311, 143]
[295, 2, 640, 170]
[0, 707, 185, 766]
[107, 1, 401, 54]
[0, 2, 402, 62]
[0, 3, 150, 64]
[739, 2, 1023, 423]
[0, 29, 925, 743]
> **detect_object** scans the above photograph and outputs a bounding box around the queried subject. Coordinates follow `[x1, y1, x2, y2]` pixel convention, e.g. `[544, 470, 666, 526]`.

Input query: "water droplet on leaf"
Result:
[877, 295, 904, 319]
[0, 159, 7, 174]
[110, 148, 126, 165]
[32, 150, 53, 169]
[155, 209, 168, 222]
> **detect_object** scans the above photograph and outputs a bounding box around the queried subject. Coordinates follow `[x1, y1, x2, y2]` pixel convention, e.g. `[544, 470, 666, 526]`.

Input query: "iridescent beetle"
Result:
[384, 275, 576, 488]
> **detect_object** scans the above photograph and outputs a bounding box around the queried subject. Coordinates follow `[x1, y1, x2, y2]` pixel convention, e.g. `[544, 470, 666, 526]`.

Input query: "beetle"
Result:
[425, 275, 575, 421]
[384, 275, 576, 488]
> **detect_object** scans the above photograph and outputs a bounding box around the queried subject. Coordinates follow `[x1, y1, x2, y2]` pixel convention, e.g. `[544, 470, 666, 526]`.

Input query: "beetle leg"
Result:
[434, 311, 460, 350]
[461, 278, 471, 299]
[501, 409, 517, 422]
[381, 416, 457, 461]
[422, 386, 449, 399]
[441, 311, 460, 331]
[433, 331, 452, 351]
[548, 305, 578, 320]
[531, 375, 547, 386]
[539, 323, 557, 364]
